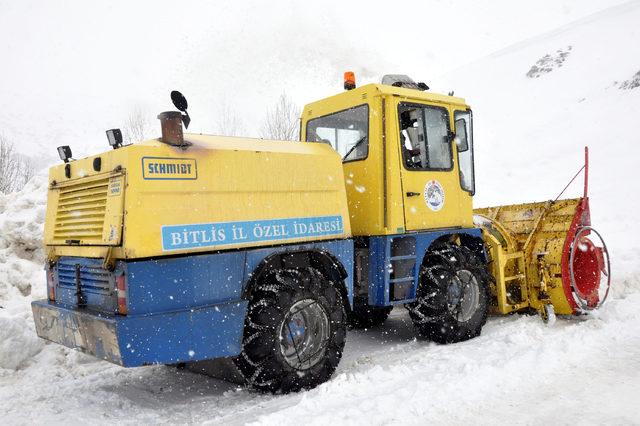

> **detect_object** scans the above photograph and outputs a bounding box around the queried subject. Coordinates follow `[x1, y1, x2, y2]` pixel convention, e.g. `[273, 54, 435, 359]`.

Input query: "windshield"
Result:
[305, 104, 369, 162]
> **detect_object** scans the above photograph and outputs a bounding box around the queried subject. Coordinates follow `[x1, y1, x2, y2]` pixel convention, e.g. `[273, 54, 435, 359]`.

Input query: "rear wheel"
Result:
[348, 297, 393, 329]
[408, 243, 489, 344]
[234, 267, 346, 393]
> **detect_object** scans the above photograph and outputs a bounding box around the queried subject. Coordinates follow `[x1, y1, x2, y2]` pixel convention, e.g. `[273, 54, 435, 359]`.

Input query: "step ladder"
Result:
[494, 250, 530, 313]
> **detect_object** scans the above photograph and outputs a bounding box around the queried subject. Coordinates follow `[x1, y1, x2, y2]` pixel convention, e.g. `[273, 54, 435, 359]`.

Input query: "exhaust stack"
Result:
[158, 111, 185, 146]
[158, 90, 191, 146]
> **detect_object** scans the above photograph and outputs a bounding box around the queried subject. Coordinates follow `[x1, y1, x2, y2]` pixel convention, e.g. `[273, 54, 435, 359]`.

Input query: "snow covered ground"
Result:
[1, 1, 640, 425]
[3, 301, 640, 425]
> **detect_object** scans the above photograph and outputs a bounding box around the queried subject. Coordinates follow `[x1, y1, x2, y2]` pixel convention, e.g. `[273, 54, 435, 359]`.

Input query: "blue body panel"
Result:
[32, 238, 354, 367]
[117, 300, 248, 366]
[368, 228, 484, 307]
[126, 238, 354, 316]
[126, 251, 246, 315]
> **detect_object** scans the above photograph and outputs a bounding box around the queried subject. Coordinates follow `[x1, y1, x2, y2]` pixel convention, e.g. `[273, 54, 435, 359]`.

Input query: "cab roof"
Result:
[302, 83, 469, 113]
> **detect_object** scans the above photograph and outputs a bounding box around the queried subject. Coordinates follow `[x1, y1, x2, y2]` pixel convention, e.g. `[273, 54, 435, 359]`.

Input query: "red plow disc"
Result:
[569, 226, 611, 311]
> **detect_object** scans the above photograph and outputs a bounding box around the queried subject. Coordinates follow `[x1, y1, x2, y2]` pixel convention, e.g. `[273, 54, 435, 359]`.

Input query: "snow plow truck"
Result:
[32, 73, 610, 393]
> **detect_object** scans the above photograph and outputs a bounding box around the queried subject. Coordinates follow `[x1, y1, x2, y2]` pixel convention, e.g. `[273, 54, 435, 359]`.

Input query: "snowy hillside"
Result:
[1, 1, 640, 425]
[0, 0, 628, 163]
[437, 0, 640, 280]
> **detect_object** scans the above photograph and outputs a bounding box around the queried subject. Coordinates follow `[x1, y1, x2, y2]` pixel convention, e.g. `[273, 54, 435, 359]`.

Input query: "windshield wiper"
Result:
[342, 136, 367, 161]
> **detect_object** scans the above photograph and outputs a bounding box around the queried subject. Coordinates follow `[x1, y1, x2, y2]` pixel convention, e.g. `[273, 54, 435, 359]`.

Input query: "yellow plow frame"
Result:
[473, 148, 611, 320]
[475, 198, 585, 318]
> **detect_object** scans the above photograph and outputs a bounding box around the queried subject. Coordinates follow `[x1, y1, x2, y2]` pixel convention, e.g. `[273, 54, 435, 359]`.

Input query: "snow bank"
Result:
[0, 174, 48, 304]
[0, 175, 49, 372]
[0, 315, 44, 371]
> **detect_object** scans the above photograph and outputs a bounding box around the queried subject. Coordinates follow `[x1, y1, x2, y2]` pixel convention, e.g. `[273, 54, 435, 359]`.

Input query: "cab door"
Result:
[396, 101, 464, 231]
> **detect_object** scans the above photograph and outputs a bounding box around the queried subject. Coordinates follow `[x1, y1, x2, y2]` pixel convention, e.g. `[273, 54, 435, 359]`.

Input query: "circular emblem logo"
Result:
[424, 180, 445, 211]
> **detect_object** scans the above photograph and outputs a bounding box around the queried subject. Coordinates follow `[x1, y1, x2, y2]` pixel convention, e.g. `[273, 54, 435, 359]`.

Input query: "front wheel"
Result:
[408, 243, 490, 344]
[234, 267, 346, 393]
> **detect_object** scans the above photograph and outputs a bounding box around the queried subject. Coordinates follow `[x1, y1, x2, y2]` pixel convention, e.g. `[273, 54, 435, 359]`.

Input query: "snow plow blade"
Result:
[474, 196, 610, 318]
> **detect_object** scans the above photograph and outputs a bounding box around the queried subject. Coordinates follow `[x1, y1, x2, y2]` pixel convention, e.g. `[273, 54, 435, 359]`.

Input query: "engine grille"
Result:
[53, 176, 110, 244]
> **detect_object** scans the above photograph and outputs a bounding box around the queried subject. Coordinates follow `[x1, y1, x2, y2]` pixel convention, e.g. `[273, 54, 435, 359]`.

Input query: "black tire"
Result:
[408, 243, 490, 344]
[348, 297, 393, 329]
[234, 267, 347, 393]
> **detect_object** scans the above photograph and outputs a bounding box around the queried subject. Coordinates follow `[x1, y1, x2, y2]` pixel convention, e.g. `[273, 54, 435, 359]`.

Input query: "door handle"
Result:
[406, 191, 420, 197]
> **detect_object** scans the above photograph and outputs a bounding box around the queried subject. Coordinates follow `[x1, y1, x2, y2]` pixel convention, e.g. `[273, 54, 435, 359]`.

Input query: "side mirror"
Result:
[455, 118, 469, 152]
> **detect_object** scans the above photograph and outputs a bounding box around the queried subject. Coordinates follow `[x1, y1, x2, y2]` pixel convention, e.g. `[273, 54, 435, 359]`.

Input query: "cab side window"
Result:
[398, 104, 452, 171]
[306, 104, 369, 162]
[455, 110, 475, 194]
